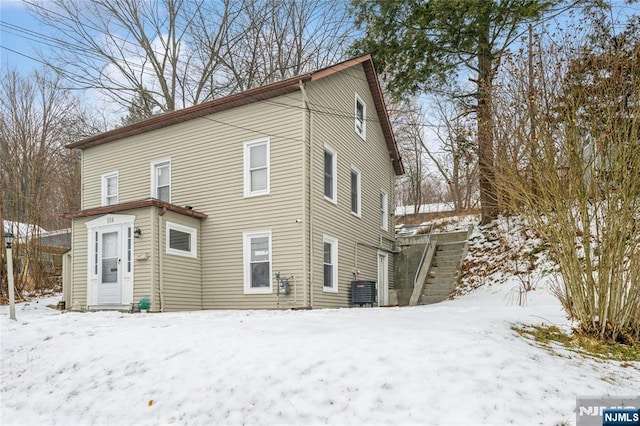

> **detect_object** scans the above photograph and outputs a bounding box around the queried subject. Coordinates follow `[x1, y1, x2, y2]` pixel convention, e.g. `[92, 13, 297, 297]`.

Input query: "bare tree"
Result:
[425, 96, 479, 212]
[494, 13, 640, 342]
[26, 0, 354, 117]
[0, 69, 98, 296]
[391, 96, 478, 215]
[390, 100, 427, 215]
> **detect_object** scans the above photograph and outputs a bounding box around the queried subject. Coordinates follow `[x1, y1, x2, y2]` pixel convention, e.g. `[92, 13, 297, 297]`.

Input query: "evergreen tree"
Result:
[351, 0, 571, 223]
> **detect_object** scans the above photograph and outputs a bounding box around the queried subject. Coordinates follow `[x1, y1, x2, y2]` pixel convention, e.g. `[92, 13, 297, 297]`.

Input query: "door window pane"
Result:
[101, 231, 118, 283]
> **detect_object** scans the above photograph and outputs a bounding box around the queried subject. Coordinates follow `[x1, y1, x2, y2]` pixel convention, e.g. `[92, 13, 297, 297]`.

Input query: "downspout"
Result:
[149, 208, 156, 311]
[158, 207, 167, 312]
[80, 151, 84, 209]
[299, 80, 313, 308]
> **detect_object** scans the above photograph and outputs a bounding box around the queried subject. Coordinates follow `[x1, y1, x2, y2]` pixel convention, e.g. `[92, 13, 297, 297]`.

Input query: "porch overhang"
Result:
[63, 199, 208, 220]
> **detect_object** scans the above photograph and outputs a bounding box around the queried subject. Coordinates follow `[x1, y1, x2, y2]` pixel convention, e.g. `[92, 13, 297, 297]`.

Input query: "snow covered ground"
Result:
[2, 285, 638, 425]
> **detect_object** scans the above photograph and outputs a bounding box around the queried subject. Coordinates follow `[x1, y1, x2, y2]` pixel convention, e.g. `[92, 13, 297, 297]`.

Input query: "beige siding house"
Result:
[63, 54, 404, 311]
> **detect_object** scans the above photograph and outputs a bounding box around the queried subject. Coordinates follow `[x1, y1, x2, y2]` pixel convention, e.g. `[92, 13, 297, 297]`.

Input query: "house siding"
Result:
[159, 210, 202, 312]
[80, 95, 306, 310]
[306, 64, 396, 308]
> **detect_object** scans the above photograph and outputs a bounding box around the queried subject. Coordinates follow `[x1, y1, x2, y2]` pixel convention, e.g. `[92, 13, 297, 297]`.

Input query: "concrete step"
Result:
[431, 258, 462, 268]
[434, 253, 464, 262]
[429, 266, 458, 275]
[428, 276, 457, 285]
[431, 230, 469, 244]
[436, 242, 466, 252]
[427, 272, 458, 280]
[434, 248, 464, 256]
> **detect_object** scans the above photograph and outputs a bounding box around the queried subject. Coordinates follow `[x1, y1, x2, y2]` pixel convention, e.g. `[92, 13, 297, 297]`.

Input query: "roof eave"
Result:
[67, 75, 313, 150]
[63, 199, 208, 219]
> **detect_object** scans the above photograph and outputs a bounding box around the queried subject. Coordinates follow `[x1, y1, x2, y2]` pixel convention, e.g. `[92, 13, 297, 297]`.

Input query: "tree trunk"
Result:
[477, 10, 497, 224]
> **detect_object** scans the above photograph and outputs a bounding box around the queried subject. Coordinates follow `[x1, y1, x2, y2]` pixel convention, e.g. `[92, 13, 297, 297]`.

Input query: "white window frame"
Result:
[354, 93, 366, 140]
[243, 230, 272, 294]
[322, 234, 338, 293]
[151, 159, 171, 203]
[101, 171, 119, 206]
[166, 221, 197, 258]
[350, 166, 361, 218]
[380, 189, 389, 231]
[323, 145, 337, 204]
[243, 138, 270, 197]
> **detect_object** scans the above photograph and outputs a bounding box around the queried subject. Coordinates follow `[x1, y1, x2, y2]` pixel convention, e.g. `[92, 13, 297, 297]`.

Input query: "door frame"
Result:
[86, 214, 135, 307]
[377, 251, 389, 306]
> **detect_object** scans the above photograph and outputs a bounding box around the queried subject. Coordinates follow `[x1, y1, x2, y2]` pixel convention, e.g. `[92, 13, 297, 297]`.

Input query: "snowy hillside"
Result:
[1, 217, 638, 426]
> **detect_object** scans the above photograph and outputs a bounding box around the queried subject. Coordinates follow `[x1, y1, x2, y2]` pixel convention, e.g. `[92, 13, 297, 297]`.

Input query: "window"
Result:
[127, 227, 132, 272]
[101, 172, 118, 206]
[243, 231, 272, 294]
[324, 145, 337, 203]
[355, 94, 366, 139]
[94, 231, 99, 275]
[350, 167, 361, 217]
[244, 138, 270, 197]
[323, 235, 338, 293]
[380, 190, 389, 231]
[166, 222, 197, 258]
[151, 160, 171, 202]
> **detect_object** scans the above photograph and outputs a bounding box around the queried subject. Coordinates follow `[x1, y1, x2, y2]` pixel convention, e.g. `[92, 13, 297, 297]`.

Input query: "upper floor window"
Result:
[350, 167, 361, 217]
[244, 138, 270, 197]
[380, 190, 389, 231]
[243, 230, 272, 294]
[101, 171, 118, 206]
[324, 145, 337, 204]
[323, 235, 338, 293]
[166, 221, 197, 258]
[355, 93, 366, 140]
[151, 159, 171, 203]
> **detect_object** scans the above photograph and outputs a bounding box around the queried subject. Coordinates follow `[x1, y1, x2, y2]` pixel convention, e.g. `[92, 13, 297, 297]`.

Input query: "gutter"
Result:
[158, 207, 167, 312]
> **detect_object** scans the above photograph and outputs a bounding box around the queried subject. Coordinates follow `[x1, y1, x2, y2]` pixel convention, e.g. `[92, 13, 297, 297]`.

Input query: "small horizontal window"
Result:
[166, 222, 197, 258]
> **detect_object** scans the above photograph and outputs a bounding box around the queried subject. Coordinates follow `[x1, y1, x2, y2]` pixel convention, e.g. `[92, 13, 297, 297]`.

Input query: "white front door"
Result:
[377, 252, 389, 306]
[98, 226, 122, 304]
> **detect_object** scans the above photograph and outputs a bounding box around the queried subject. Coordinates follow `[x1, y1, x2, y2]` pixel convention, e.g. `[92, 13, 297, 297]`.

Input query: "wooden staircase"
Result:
[409, 228, 471, 306]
